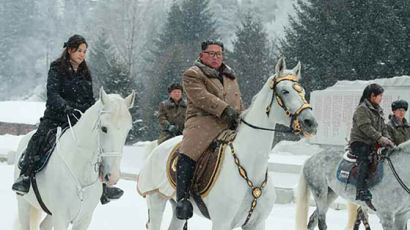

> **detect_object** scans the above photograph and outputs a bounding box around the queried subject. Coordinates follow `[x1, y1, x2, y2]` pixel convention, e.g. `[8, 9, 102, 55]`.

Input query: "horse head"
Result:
[268, 57, 318, 137]
[97, 88, 135, 185]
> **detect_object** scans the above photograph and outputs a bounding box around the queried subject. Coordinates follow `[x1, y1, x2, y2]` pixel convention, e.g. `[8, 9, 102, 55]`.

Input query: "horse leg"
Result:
[71, 215, 93, 230]
[394, 211, 409, 230]
[146, 192, 167, 230]
[168, 199, 185, 230]
[378, 212, 394, 230]
[16, 198, 32, 230]
[39, 215, 53, 230]
[311, 187, 336, 230]
[307, 209, 318, 230]
[51, 215, 70, 230]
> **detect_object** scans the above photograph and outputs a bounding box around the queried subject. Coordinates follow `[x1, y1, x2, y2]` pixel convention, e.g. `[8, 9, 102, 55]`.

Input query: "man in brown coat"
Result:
[386, 99, 410, 145]
[175, 40, 243, 220]
[157, 83, 186, 144]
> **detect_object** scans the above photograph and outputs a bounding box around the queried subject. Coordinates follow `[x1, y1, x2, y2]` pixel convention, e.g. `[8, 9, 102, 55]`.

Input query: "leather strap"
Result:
[31, 175, 52, 215]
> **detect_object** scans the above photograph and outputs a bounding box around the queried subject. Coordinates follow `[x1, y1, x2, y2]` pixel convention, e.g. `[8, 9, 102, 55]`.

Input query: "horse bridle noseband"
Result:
[241, 74, 312, 134]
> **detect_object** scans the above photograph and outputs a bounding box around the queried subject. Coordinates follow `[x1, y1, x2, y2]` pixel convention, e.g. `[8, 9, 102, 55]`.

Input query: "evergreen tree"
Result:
[280, 0, 409, 95]
[141, 0, 219, 139]
[230, 12, 274, 106]
[88, 31, 144, 142]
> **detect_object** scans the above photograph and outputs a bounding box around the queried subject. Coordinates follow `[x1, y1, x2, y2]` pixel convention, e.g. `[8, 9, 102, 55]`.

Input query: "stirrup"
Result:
[176, 198, 193, 220]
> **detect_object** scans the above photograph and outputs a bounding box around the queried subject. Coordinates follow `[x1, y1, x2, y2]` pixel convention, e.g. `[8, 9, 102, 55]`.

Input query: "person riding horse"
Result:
[176, 40, 244, 220]
[349, 83, 395, 204]
[157, 83, 186, 144]
[386, 99, 410, 145]
[12, 35, 123, 205]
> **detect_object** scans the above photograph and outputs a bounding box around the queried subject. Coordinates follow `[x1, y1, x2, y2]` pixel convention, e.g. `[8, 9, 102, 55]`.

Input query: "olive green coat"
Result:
[157, 98, 186, 144]
[350, 99, 390, 146]
[386, 115, 410, 145]
[180, 60, 244, 161]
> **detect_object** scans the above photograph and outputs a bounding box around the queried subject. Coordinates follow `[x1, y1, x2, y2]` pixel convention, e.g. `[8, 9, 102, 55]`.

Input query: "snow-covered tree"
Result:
[140, 0, 219, 139]
[281, 0, 409, 95]
[229, 12, 274, 106]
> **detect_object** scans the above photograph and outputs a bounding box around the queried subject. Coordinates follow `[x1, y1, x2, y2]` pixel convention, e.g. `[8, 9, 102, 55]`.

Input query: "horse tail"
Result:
[295, 169, 310, 230]
[13, 206, 42, 230]
[345, 202, 359, 230]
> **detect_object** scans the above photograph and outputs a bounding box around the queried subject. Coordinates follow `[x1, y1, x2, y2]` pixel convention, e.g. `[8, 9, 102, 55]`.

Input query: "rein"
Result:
[240, 118, 293, 133]
[379, 149, 410, 194]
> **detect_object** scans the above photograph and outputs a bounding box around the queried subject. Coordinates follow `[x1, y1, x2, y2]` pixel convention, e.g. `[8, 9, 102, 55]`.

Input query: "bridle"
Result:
[241, 74, 312, 134]
[93, 110, 123, 175]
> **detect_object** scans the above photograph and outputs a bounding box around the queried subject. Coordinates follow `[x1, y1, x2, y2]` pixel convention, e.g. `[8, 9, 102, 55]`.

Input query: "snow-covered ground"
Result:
[0, 101, 45, 125]
[0, 134, 400, 230]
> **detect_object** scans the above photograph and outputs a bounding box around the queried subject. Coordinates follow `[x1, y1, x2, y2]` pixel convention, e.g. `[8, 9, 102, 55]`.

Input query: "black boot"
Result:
[100, 184, 124, 205]
[12, 151, 32, 195]
[355, 158, 376, 211]
[175, 154, 196, 220]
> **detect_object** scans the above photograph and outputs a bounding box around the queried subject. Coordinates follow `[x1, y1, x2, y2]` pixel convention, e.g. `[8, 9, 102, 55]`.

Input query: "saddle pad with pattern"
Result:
[166, 141, 226, 198]
[166, 130, 235, 198]
[336, 157, 384, 188]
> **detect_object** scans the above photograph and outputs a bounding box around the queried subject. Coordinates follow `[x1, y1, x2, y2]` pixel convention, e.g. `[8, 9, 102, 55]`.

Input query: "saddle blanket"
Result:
[137, 130, 235, 199]
[336, 157, 384, 188]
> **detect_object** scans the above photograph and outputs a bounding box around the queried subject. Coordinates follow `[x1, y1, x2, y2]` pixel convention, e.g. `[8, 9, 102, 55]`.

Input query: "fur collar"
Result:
[194, 59, 236, 79]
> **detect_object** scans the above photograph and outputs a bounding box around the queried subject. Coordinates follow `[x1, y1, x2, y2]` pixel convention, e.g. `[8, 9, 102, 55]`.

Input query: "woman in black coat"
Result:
[12, 35, 123, 204]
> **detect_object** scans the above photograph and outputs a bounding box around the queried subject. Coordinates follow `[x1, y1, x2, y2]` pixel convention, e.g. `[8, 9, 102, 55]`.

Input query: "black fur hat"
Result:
[168, 82, 183, 93]
[392, 99, 408, 111]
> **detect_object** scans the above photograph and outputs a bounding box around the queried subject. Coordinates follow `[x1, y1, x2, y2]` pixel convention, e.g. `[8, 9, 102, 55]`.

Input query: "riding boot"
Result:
[100, 184, 124, 205]
[12, 150, 32, 195]
[356, 159, 372, 201]
[175, 154, 196, 220]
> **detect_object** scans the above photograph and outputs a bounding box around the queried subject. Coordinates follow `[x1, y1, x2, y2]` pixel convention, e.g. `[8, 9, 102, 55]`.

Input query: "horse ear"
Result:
[99, 87, 108, 105]
[125, 90, 135, 108]
[275, 57, 286, 75]
[293, 61, 302, 80]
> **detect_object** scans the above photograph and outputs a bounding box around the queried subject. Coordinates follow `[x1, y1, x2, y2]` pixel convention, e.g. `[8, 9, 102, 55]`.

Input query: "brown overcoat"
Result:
[180, 60, 243, 161]
[157, 98, 187, 144]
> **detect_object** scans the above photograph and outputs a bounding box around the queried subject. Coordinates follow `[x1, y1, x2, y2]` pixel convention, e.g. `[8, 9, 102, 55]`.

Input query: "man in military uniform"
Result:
[157, 83, 186, 144]
[386, 99, 410, 145]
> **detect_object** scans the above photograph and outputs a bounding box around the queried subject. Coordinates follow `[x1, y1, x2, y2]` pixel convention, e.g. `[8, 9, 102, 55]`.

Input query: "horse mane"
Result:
[397, 139, 410, 154]
[241, 76, 273, 118]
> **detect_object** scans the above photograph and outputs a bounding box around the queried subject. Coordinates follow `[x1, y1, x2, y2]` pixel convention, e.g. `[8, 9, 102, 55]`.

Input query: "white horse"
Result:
[13, 89, 135, 230]
[137, 57, 318, 230]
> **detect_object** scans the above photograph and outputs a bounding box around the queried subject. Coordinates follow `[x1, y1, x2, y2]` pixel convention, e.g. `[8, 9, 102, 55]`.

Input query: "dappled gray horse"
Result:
[295, 141, 410, 230]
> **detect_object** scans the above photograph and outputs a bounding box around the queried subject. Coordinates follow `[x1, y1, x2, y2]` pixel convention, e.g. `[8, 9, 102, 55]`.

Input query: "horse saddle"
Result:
[18, 127, 67, 174]
[336, 150, 384, 188]
[166, 130, 236, 218]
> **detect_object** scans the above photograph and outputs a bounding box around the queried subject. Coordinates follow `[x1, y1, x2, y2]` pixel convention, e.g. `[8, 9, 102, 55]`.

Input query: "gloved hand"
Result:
[221, 106, 240, 130]
[377, 136, 395, 147]
[167, 124, 177, 135]
[64, 105, 75, 116]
